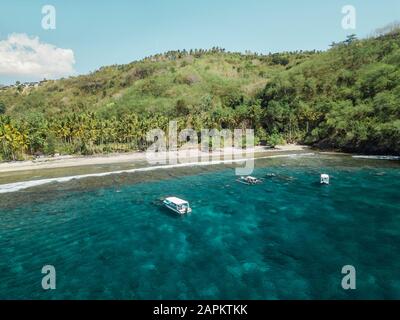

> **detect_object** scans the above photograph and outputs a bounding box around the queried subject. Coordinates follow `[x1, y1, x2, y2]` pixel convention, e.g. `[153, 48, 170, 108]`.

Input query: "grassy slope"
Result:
[0, 50, 315, 119]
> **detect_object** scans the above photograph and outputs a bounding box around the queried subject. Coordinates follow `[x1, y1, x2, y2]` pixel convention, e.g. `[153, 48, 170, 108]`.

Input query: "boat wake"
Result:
[0, 153, 315, 194]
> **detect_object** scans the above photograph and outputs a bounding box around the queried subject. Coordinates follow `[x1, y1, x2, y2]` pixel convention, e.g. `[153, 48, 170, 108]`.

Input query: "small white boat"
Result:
[237, 176, 263, 185]
[320, 174, 330, 185]
[163, 197, 192, 215]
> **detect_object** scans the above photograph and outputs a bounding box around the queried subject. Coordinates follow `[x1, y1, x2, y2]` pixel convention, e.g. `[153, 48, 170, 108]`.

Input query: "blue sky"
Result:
[0, 0, 399, 84]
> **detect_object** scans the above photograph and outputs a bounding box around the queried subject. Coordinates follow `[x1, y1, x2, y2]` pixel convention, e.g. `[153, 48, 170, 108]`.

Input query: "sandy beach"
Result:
[0, 145, 309, 173]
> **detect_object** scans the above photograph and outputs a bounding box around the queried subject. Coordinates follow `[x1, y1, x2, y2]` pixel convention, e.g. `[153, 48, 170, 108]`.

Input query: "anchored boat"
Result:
[237, 176, 263, 185]
[320, 174, 330, 185]
[163, 197, 192, 215]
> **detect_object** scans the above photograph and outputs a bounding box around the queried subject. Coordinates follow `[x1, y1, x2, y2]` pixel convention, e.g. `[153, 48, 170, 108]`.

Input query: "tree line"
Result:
[0, 105, 286, 161]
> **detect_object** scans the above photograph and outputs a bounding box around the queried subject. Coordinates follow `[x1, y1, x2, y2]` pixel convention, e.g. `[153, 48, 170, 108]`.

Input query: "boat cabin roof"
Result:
[247, 176, 257, 181]
[165, 197, 189, 205]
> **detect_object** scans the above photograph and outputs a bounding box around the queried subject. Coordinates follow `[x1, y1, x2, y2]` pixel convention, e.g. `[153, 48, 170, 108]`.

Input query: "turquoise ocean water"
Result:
[0, 154, 399, 299]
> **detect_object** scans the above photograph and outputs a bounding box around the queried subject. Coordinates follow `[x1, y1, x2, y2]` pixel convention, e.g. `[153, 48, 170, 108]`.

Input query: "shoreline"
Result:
[0, 145, 310, 174]
[0, 145, 398, 194]
[0, 148, 318, 194]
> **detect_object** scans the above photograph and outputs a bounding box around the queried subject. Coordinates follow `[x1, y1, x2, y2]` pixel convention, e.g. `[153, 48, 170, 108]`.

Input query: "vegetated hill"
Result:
[260, 30, 400, 155]
[0, 28, 399, 161]
[0, 47, 314, 118]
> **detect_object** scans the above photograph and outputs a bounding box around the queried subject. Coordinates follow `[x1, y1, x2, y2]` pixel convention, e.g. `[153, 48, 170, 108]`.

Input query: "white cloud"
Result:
[0, 33, 75, 80]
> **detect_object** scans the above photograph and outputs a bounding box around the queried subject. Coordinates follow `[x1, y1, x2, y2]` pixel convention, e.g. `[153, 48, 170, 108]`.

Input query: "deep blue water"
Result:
[0, 155, 399, 299]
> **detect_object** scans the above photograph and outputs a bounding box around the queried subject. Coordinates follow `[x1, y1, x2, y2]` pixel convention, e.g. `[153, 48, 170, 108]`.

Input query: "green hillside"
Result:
[0, 48, 310, 117]
[260, 32, 400, 155]
[0, 30, 399, 161]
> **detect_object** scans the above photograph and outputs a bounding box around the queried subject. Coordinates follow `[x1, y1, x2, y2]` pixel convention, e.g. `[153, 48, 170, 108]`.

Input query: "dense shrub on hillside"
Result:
[260, 31, 400, 154]
[0, 102, 5, 114]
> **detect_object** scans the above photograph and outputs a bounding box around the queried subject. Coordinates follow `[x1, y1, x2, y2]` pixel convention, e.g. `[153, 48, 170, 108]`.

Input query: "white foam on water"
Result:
[0, 153, 315, 194]
[352, 155, 400, 161]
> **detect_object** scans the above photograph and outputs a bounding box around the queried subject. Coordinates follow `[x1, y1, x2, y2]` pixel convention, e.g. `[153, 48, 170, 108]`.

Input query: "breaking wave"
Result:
[0, 153, 315, 194]
[352, 155, 400, 161]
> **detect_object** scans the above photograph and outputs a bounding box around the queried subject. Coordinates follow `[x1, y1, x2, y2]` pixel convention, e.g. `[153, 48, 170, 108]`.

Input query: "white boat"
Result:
[320, 174, 330, 185]
[163, 197, 192, 215]
[237, 176, 262, 185]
